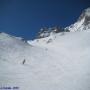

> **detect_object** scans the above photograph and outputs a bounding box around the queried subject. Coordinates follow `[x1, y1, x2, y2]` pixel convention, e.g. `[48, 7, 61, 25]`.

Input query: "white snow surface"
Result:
[0, 30, 90, 90]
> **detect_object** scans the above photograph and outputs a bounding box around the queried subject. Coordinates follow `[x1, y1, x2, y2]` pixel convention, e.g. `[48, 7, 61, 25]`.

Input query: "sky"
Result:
[0, 0, 90, 40]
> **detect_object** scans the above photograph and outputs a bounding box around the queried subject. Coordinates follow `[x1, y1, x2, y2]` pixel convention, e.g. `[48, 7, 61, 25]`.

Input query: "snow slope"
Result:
[0, 8, 90, 90]
[0, 30, 90, 90]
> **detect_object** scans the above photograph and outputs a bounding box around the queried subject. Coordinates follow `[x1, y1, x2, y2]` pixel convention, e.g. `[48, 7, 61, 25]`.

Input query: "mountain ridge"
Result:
[66, 7, 90, 32]
[0, 7, 90, 40]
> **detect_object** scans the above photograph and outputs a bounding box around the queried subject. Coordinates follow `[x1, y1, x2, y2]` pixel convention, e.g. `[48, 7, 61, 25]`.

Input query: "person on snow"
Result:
[22, 59, 26, 64]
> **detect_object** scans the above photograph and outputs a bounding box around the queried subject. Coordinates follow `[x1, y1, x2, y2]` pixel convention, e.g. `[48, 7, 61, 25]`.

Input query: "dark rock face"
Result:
[37, 27, 69, 39]
[37, 27, 50, 38]
[84, 16, 90, 25]
[78, 7, 90, 26]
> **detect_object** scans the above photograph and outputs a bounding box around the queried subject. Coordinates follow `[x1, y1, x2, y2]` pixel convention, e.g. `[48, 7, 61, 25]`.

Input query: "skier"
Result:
[22, 59, 26, 65]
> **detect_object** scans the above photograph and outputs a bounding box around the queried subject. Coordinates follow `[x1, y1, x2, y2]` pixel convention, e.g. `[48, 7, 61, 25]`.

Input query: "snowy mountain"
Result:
[37, 26, 66, 39]
[66, 7, 90, 32]
[0, 8, 90, 90]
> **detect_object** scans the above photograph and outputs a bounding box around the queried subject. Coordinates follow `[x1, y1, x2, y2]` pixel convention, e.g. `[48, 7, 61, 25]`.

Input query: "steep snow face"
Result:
[0, 30, 90, 90]
[0, 33, 22, 63]
[66, 7, 90, 32]
[0, 32, 34, 64]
